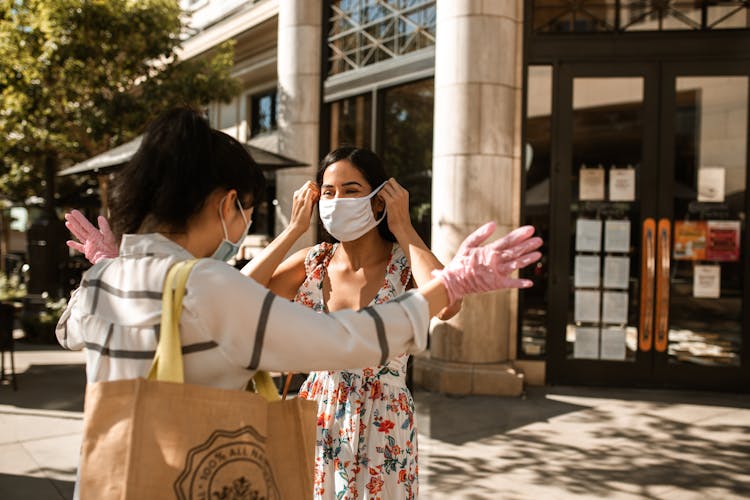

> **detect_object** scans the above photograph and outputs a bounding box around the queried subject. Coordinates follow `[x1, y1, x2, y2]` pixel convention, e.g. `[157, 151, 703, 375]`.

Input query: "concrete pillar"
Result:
[414, 0, 526, 396]
[276, 0, 322, 248]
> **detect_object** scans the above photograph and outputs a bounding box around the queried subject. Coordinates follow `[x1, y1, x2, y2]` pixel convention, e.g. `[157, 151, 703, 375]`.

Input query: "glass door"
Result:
[548, 61, 750, 390]
[655, 63, 750, 390]
[547, 63, 660, 386]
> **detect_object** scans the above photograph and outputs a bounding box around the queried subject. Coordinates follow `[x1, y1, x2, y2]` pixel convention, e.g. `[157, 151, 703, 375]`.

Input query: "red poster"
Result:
[706, 220, 741, 262]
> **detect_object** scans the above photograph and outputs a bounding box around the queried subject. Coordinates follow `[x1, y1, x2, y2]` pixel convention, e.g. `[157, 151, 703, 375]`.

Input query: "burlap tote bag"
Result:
[78, 260, 317, 499]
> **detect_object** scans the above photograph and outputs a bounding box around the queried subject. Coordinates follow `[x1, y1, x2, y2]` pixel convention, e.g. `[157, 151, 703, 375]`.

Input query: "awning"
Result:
[58, 135, 308, 176]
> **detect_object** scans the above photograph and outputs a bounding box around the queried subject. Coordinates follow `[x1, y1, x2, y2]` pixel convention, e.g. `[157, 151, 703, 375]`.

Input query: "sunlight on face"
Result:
[320, 160, 373, 199]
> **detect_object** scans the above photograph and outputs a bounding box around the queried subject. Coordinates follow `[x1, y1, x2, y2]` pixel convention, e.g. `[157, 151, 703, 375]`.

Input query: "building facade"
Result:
[185, 0, 750, 394]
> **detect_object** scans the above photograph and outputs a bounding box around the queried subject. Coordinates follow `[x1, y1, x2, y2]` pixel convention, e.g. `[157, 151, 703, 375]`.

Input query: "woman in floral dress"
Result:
[244, 146, 460, 499]
[64, 145, 462, 499]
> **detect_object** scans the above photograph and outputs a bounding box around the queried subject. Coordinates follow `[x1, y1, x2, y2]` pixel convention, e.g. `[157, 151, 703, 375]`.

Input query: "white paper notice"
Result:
[579, 168, 605, 201]
[693, 265, 721, 298]
[609, 167, 636, 202]
[602, 291, 628, 324]
[698, 167, 725, 202]
[576, 219, 602, 252]
[575, 290, 601, 323]
[600, 328, 627, 361]
[603, 256, 630, 289]
[604, 220, 631, 253]
[574, 256, 600, 288]
[574, 327, 600, 359]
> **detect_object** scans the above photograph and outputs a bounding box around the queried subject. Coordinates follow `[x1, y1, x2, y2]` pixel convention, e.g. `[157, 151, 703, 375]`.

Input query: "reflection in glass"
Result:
[381, 79, 434, 244]
[566, 77, 644, 362]
[328, 0, 436, 76]
[329, 93, 373, 149]
[669, 76, 748, 367]
[533, 0, 617, 32]
[521, 66, 552, 357]
[532, 1, 750, 32]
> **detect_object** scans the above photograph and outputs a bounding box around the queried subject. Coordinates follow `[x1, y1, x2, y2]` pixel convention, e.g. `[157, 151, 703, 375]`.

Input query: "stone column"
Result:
[413, 0, 525, 395]
[276, 0, 322, 248]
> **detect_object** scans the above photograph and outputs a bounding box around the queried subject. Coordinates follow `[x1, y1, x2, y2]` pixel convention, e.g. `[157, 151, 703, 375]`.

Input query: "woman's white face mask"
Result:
[318, 181, 387, 242]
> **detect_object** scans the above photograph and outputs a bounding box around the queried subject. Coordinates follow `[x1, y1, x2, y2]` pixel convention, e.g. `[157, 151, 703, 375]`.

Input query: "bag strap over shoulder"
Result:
[148, 259, 199, 383]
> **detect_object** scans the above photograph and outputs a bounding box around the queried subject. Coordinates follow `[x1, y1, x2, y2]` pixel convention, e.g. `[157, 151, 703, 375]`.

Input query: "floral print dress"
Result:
[296, 242, 418, 500]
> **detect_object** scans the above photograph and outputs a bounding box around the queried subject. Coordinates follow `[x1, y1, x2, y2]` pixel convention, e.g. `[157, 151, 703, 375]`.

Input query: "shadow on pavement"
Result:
[415, 387, 589, 444]
[417, 386, 750, 499]
[0, 363, 85, 413]
[0, 473, 74, 500]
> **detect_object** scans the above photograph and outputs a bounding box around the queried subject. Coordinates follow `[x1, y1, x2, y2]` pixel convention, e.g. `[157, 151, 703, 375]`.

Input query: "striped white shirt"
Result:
[56, 233, 429, 390]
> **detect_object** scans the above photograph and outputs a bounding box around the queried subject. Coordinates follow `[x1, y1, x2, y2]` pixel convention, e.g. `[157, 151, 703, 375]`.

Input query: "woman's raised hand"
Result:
[377, 178, 412, 237]
[433, 222, 543, 305]
[288, 181, 320, 236]
[65, 210, 119, 264]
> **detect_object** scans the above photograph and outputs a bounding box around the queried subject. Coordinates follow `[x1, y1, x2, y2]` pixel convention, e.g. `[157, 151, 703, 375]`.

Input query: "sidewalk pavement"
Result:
[1, 344, 749, 500]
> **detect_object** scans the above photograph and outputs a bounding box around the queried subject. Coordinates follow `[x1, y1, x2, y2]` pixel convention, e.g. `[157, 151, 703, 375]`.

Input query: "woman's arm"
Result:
[240, 181, 319, 288]
[196, 222, 542, 373]
[378, 178, 461, 319]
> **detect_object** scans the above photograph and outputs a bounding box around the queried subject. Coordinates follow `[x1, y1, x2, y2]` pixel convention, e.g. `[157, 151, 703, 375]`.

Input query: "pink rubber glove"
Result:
[65, 210, 119, 264]
[433, 222, 543, 305]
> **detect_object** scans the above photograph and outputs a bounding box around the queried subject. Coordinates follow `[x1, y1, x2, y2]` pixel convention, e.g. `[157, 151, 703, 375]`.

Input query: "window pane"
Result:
[329, 93, 373, 149]
[567, 77, 644, 362]
[250, 91, 277, 136]
[708, 2, 750, 29]
[668, 76, 748, 367]
[533, 0, 617, 33]
[521, 66, 552, 358]
[328, 0, 436, 76]
[381, 79, 434, 245]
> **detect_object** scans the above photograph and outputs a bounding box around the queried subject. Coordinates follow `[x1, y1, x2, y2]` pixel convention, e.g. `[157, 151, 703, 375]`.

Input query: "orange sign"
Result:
[673, 221, 706, 261]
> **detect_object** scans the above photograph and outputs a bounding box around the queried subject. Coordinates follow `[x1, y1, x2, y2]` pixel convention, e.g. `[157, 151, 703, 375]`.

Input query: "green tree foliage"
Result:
[0, 0, 240, 203]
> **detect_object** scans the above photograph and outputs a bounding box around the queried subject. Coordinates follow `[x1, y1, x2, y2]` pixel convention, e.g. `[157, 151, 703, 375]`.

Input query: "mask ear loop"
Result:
[218, 195, 230, 239]
[370, 182, 388, 223]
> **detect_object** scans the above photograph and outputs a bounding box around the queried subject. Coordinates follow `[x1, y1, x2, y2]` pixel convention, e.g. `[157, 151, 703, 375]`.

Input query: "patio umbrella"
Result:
[57, 135, 307, 177]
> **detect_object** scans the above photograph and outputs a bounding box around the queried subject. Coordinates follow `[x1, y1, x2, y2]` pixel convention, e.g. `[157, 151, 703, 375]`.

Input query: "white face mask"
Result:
[318, 181, 387, 242]
[211, 196, 252, 262]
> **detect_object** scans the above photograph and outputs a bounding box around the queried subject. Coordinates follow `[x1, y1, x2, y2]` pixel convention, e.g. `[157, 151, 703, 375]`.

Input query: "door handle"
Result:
[639, 218, 655, 352]
[654, 218, 671, 352]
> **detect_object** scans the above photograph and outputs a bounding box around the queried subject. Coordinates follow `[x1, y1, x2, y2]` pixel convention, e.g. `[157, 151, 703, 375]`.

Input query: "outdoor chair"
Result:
[0, 302, 18, 391]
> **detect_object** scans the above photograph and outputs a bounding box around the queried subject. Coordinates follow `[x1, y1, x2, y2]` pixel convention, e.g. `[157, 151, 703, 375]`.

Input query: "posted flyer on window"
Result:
[608, 167, 636, 202]
[604, 220, 631, 253]
[673, 221, 707, 261]
[693, 265, 721, 298]
[579, 167, 605, 201]
[576, 219, 602, 252]
[697, 167, 725, 203]
[574, 327, 600, 359]
[706, 220, 740, 262]
[574, 255, 601, 288]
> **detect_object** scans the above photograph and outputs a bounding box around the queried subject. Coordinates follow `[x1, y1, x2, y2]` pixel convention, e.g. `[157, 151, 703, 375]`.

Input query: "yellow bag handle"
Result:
[148, 260, 198, 383]
[147, 259, 285, 402]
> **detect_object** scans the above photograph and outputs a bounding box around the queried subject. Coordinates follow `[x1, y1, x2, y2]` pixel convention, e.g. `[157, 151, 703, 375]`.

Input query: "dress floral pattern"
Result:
[296, 242, 417, 499]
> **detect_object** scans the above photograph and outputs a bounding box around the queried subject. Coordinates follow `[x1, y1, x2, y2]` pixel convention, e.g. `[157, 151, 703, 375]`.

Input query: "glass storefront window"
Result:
[534, 0, 617, 33]
[329, 93, 373, 150]
[381, 79, 434, 244]
[532, 1, 750, 32]
[328, 0, 436, 77]
[327, 79, 434, 244]
[668, 76, 748, 367]
[520, 65, 553, 358]
[250, 90, 278, 136]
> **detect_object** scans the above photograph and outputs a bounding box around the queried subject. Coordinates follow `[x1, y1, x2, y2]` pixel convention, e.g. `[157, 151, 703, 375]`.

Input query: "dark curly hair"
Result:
[109, 107, 265, 237]
[317, 146, 395, 243]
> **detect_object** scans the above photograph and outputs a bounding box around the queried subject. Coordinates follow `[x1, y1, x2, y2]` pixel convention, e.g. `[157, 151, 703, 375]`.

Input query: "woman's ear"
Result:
[372, 194, 385, 214]
[217, 189, 238, 221]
